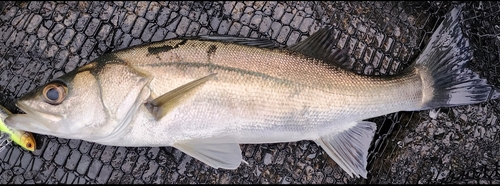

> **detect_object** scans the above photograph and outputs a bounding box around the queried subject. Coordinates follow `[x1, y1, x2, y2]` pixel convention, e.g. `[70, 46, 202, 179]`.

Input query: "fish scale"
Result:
[118, 39, 423, 114]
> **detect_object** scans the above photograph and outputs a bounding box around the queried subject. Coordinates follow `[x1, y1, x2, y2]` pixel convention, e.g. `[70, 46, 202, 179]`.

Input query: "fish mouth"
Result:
[4, 114, 53, 135]
[17, 101, 63, 122]
[5, 101, 63, 135]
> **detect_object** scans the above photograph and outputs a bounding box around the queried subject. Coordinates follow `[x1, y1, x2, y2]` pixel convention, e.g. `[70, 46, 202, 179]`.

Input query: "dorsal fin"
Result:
[197, 35, 283, 48]
[287, 27, 353, 70]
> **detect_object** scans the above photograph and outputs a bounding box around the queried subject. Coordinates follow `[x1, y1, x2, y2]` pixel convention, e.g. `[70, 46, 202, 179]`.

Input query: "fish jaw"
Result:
[14, 100, 64, 132]
[6, 100, 77, 139]
[5, 112, 103, 141]
[5, 114, 56, 137]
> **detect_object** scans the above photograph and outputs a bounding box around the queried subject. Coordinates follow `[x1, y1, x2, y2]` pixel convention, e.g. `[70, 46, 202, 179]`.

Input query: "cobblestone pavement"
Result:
[0, 1, 499, 184]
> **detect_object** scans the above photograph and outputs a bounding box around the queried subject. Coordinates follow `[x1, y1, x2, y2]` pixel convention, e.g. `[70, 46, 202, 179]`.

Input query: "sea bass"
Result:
[4, 5, 499, 178]
[0, 105, 36, 152]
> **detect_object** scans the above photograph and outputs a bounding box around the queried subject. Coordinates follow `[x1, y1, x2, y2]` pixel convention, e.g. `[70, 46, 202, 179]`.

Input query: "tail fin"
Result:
[416, 5, 500, 109]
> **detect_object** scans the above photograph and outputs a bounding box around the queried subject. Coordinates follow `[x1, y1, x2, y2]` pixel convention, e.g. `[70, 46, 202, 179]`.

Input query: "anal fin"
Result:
[173, 136, 243, 169]
[314, 121, 376, 179]
[146, 73, 216, 120]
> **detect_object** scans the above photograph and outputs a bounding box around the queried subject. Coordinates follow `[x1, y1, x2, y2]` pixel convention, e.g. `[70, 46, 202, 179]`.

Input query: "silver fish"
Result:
[4, 5, 498, 178]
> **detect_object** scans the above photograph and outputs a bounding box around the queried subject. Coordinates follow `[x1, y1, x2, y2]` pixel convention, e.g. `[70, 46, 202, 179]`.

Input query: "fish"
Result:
[0, 105, 36, 152]
[4, 5, 499, 178]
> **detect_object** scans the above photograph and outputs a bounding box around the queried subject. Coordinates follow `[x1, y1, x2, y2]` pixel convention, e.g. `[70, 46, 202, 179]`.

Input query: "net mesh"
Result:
[0, 1, 499, 184]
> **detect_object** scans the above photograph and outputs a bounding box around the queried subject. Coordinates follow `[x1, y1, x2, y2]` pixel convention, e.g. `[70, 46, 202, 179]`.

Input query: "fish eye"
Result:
[42, 81, 68, 105]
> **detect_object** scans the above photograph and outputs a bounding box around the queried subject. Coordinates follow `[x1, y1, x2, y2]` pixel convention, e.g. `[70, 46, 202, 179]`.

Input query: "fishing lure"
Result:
[0, 106, 36, 152]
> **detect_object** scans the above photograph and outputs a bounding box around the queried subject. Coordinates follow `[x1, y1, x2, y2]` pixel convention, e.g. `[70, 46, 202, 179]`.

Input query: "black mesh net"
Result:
[0, 1, 499, 184]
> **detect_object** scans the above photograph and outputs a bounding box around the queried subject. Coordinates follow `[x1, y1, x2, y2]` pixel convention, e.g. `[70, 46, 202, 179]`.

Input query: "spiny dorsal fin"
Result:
[146, 73, 217, 120]
[287, 27, 353, 70]
[197, 35, 283, 48]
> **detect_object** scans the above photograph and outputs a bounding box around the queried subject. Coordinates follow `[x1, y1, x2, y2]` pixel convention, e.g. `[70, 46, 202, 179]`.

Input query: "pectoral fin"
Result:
[146, 73, 216, 120]
[314, 121, 376, 179]
[173, 137, 243, 169]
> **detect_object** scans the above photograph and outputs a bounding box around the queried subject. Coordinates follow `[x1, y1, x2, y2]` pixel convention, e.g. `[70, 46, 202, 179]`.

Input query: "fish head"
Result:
[5, 67, 109, 139]
[5, 60, 150, 141]
[5, 61, 150, 141]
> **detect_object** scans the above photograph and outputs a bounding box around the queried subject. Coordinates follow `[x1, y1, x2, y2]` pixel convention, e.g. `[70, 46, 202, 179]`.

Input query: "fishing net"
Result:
[0, 1, 499, 184]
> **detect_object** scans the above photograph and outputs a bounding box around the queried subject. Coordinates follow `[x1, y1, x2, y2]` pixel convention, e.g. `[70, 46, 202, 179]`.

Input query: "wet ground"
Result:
[0, 1, 499, 184]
